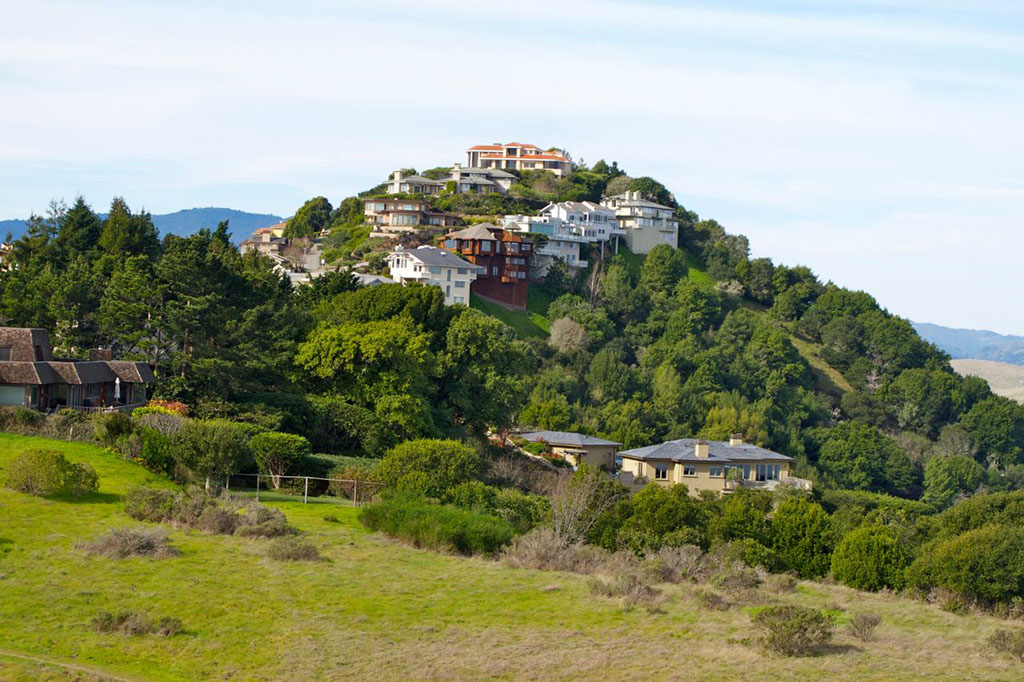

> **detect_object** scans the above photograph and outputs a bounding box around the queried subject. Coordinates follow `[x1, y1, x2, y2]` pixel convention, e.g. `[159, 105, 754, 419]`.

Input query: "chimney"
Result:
[89, 348, 112, 361]
[694, 439, 709, 458]
[729, 433, 744, 446]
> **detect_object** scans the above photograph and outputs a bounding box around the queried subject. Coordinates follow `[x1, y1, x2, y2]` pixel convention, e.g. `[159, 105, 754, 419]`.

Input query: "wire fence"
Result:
[225, 473, 382, 506]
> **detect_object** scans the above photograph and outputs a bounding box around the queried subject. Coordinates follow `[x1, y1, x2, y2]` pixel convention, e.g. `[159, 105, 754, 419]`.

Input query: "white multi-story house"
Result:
[363, 198, 461, 233]
[504, 201, 621, 271]
[384, 170, 446, 196]
[601, 191, 678, 254]
[465, 142, 573, 178]
[386, 245, 479, 306]
[376, 165, 518, 196]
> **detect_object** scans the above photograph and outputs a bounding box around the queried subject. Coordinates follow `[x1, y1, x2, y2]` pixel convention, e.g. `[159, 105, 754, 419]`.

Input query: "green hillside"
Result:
[0, 436, 1020, 681]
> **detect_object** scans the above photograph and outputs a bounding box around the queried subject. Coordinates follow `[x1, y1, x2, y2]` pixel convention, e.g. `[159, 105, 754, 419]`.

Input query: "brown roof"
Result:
[107, 361, 157, 383]
[0, 328, 53, 361]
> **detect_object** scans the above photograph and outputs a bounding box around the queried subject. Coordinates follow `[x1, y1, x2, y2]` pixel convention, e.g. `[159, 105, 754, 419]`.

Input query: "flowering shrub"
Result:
[146, 400, 190, 417]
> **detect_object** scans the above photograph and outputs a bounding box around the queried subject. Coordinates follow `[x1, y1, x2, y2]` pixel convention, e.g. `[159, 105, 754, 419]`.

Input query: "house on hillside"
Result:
[240, 229, 328, 286]
[384, 170, 446, 196]
[618, 435, 811, 496]
[601, 190, 678, 254]
[504, 200, 621, 271]
[465, 142, 573, 178]
[441, 224, 532, 309]
[519, 430, 621, 470]
[386, 245, 478, 306]
[0, 328, 155, 412]
[363, 198, 461, 233]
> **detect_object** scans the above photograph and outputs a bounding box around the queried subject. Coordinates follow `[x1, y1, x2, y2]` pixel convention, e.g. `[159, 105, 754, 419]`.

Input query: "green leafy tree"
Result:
[922, 455, 986, 510]
[769, 497, 833, 578]
[907, 525, 1024, 603]
[250, 431, 312, 489]
[639, 244, 688, 297]
[817, 422, 919, 497]
[959, 396, 1024, 467]
[285, 196, 333, 237]
[98, 197, 160, 260]
[376, 439, 481, 498]
[172, 419, 254, 489]
[831, 524, 909, 591]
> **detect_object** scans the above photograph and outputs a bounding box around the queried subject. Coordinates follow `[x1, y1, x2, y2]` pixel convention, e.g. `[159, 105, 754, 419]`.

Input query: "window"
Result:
[491, 266, 498, 275]
[428, 266, 441, 274]
[0, 347, 10, 361]
[682, 465, 696, 477]
[709, 466, 723, 478]
[454, 296, 465, 304]
[454, 280, 465, 288]
[446, 269, 452, 281]
[446, 285, 451, 297]
[654, 463, 668, 480]
[482, 241, 491, 251]
[86, 383, 101, 398]
[457, 267, 468, 275]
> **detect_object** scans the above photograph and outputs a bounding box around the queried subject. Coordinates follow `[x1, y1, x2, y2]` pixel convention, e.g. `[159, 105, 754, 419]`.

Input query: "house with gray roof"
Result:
[519, 430, 621, 470]
[386, 245, 479, 306]
[618, 435, 810, 495]
[0, 328, 155, 413]
[600, 190, 679, 255]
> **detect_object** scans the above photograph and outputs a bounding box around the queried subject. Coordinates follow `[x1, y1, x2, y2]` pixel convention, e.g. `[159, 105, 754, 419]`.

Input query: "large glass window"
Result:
[654, 464, 668, 480]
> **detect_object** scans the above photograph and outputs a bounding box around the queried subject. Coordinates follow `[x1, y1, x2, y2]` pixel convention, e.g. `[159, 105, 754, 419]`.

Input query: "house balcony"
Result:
[62, 402, 146, 414]
[723, 477, 813, 493]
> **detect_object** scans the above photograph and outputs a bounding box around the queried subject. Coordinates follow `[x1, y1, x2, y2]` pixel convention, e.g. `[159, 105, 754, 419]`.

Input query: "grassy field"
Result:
[1, 435, 1022, 681]
[788, 334, 854, 398]
[471, 293, 550, 338]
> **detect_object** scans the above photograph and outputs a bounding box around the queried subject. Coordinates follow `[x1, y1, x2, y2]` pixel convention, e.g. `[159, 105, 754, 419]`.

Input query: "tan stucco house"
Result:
[618, 436, 809, 496]
[519, 430, 621, 471]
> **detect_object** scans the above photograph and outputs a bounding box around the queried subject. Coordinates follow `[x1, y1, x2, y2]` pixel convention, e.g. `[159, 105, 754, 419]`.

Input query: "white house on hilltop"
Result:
[386, 245, 479, 306]
[601, 190, 678, 254]
[504, 201, 621, 271]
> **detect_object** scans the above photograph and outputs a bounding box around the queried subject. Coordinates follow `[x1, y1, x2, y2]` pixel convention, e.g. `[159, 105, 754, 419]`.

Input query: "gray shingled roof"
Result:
[446, 223, 498, 241]
[398, 246, 476, 268]
[395, 174, 445, 185]
[106, 361, 157, 384]
[520, 430, 621, 448]
[619, 438, 792, 462]
[605, 193, 674, 210]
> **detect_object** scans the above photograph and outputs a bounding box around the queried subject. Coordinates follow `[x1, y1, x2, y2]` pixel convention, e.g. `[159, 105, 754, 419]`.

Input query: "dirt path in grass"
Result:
[0, 647, 146, 682]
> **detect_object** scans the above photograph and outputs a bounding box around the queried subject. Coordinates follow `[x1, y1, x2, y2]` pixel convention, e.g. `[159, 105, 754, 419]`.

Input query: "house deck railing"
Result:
[59, 402, 146, 414]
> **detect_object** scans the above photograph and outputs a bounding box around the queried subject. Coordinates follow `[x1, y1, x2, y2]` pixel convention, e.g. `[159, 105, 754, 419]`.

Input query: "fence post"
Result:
[225, 474, 230, 492]
[256, 474, 260, 502]
[304, 477, 309, 504]
[353, 479, 358, 506]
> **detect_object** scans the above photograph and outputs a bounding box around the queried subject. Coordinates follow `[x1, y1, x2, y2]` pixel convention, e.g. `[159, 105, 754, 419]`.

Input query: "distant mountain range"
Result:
[0, 207, 283, 244]
[914, 322, 1024, 367]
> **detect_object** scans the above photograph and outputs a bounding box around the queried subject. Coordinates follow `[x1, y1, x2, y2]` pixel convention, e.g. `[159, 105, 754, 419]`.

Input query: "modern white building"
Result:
[504, 201, 621, 270]
[601, 191, 678, 254]
[385, 245, 479, 306]
[377, 165, 518, 196]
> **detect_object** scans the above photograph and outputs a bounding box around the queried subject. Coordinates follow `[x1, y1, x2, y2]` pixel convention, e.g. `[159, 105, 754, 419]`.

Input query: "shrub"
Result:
[907, 524, 1024, 603]
[250, 431, 311, 489]
[78, 527, 179, 559]
[588, 574, 663, 611]
[360, 493, 515, 556]
[501, 527, 608, 573]
[123, 487, 291, 537]
[645, 545, 705, 583]
[831, 524, 909, 591]
[94, 412, 134, 446]
[764, 573, 799, 594]
[266, 537, 321, 561]
[989, 629, 1024, 662]
[848, 613, 882, 642]
[92, 610, 183, 637]
[146, 399, 189, 416]
[13, 407, 43, 428]
[376, 439, 481, 498]
[693, 588, 731, 611]
[751, 605, 834, 656]
[5, 449, 99, 497]
[135, 427, 176, 474]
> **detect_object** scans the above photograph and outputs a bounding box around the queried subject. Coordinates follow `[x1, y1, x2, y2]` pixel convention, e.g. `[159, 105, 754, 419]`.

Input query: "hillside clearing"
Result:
[789, 334, 854, 397]
[0, 436, 1021, 681]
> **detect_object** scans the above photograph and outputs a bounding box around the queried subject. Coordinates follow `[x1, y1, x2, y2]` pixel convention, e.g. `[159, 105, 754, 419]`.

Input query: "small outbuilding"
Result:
[518, 430, 621, 471]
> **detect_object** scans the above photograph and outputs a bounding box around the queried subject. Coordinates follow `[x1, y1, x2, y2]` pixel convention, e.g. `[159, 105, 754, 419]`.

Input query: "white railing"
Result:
[61, 403, 146, 414]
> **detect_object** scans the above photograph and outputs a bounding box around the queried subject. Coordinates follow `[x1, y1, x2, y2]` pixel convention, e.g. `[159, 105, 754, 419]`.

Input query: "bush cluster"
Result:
[5, 449, 99, 497]
[123, 487, 291, 537]
[266, 536, 321, 561]
[751, 605, 834, 656]
[77, 527, 179, 559]
[359, 493, 515, 556]
[92, 610, 183, 636]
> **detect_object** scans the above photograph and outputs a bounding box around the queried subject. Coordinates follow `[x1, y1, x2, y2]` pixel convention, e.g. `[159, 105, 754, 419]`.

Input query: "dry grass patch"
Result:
[91, 610, 183, 637]
[76, 527, 178, 559]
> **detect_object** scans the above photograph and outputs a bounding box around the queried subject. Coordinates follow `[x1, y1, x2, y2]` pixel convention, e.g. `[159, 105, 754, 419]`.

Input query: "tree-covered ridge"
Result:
[3, 152, 1024, 511]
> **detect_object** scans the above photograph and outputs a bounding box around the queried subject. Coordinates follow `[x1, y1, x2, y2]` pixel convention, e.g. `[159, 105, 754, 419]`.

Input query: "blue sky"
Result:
[2, 0, 1022, 333]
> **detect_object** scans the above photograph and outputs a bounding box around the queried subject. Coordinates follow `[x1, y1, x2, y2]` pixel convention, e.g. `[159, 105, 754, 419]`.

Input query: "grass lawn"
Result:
[470, 293, 549, 338]
[788, 333, 854, 397]
[0, 435, 1020, 680]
